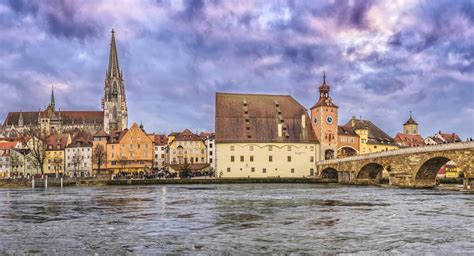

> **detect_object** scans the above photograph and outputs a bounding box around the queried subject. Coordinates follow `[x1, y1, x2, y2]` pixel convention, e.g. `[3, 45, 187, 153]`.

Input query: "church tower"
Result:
[403, 111, 419, 135]
[310, 72, 339, 160]
[103, 29, 128, 133]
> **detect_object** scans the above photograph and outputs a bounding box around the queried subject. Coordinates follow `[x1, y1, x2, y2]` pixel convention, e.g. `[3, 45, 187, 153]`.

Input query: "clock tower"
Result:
[310, 72, 338, 160]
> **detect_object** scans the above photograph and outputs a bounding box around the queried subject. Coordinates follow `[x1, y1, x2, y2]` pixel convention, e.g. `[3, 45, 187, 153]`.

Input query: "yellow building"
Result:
[44, 133, 71, 176]
[167, 129, 207, 165]
[106, 123, 154, 174]
[215, 93, 319, 178]
[344, 117, 398, 154]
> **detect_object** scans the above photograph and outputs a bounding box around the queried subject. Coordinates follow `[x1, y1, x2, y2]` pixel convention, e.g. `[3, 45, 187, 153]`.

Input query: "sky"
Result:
[0, 0, 473, 138]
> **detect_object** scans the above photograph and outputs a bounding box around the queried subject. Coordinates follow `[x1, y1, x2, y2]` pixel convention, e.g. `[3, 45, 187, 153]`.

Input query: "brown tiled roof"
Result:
[3, 110, 103, 127]
[344, 118, 395, 145]
[173, 129, 203, 142]
[46, 134, 70, 150]
[108, 130, 127, 144]
[438, 132, 461, 143]
[153, 134, 168, 145]
[311, 97, 338, 109]
[394, 133, 425, 147]
[67, 132, 92, 148]
[94, 130, 109, 137]
[199, 132, 215, 140]
[215, 93, 318, 143]
[338, 125, 358, 136]
[403, 116, 418, 125]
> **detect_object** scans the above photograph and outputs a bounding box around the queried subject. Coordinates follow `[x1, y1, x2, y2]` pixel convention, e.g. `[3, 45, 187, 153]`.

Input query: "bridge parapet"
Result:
[316, 141, 474, 165]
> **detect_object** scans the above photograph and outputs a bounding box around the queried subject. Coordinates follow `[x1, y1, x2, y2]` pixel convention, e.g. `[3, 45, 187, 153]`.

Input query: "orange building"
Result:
[91, 123, 154, 175]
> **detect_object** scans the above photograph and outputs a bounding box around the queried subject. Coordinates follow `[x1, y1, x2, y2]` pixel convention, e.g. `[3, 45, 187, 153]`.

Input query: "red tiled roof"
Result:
[438, 132, 461, 143]
[46, 134, 70, 150]
[394, 133, 425, 147]
[153, 134, 168, 145]
[173, 129, 203, 142]
[0, 141, 20, 150]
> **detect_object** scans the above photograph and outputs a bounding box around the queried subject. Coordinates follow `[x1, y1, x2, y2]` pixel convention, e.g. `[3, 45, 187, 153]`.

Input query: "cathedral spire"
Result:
[107, 29, 121, 78]
[50, 85, 55, 111]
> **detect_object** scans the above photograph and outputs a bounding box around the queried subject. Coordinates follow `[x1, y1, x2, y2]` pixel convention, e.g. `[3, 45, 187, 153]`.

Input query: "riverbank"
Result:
[0, 177, 469, 192]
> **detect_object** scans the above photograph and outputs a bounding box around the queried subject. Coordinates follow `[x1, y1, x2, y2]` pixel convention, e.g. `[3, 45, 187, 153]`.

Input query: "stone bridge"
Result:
[316, 142, 474, 189]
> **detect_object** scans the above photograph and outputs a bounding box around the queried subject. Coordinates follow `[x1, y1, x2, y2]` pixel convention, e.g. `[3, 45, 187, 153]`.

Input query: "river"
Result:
[0, 184, 472, 254]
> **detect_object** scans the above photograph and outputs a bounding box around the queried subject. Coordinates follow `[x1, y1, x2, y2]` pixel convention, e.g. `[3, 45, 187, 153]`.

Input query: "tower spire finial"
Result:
[409, 110, 412, 118]
[107, 29, 121, 78]
[323, 71, 326, 84]
[50, 85, 55, 111]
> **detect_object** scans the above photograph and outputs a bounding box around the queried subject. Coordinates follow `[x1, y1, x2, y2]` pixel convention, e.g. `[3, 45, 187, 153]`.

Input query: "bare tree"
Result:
[24, 127, 48, 175]
[71, 150, 84, 176]
[9, 150, 21, 177]
[93, 144, 106, 176]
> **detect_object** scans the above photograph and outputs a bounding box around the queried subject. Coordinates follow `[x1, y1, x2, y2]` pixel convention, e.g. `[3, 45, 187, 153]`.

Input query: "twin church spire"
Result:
[103, 29, 128, 133]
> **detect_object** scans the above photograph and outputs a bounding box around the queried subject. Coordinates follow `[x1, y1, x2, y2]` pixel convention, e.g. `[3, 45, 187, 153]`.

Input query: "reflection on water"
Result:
[0, 184, 473, 254]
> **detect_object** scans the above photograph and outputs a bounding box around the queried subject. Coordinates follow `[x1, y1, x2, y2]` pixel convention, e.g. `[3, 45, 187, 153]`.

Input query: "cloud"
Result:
[0, 0, 472, 139]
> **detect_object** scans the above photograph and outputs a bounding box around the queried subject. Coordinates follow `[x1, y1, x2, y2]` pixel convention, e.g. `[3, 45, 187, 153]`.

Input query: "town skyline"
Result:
[1, 1, 473, 138]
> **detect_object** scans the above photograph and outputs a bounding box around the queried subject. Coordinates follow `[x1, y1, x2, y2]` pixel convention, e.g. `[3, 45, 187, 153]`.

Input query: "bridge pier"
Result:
[464, 174, 474, 190]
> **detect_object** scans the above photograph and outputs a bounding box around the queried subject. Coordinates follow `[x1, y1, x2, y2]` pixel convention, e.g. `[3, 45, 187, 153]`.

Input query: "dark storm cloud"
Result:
[6, 0, 100, 39]
[0, 0, 472, 138]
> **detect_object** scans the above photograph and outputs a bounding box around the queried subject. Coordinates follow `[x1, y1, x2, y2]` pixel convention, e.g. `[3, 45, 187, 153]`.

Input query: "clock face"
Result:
[326, 116, 334, 124]
[313, 117, 318, 125]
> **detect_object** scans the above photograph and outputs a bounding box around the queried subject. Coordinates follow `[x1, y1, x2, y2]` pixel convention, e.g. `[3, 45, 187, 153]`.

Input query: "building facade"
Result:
[105, 123, 153, 174]
[44, 134, 71, 176]
[215, 93, 319, 178]
[65, 133, 93, 177]
[167, 129, 207, 165]
[152, 134, 168, 170]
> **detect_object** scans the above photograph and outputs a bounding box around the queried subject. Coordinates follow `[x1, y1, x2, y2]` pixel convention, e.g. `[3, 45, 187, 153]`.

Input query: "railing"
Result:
[317, 141, 474, 165]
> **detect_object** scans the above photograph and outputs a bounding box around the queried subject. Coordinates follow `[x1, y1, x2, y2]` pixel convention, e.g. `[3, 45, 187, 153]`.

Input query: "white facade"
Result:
[204, 136, 215, 170]
[216, 142, 319, 178]
[0, 149, 11, 177]
[65, 146, 92, 177]
[153, 144, 167, 169]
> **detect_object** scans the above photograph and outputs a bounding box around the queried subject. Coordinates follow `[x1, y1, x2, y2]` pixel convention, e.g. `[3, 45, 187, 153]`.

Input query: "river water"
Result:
[0, 184, 472, 254]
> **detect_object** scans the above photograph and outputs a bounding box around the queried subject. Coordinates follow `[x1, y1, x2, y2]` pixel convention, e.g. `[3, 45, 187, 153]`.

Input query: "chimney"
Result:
[278, 124, 283, 137]
[301, 115, 306, 129]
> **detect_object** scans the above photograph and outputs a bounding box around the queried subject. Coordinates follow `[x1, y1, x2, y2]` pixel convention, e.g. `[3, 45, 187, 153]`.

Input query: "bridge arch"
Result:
[415, 156, 451, 181]
[337, 146, 358, 158]
[357, 163, 384, 182]
[320, 167, 338, 180]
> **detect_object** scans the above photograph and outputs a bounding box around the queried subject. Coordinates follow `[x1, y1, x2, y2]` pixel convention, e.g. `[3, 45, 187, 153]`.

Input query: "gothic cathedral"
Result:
[102, 29, 128, 133]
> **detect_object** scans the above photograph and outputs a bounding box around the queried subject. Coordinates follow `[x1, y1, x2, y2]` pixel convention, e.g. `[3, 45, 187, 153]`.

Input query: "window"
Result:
[291, 168, 295, 173]
[210, 151, 213, 156]
[210, 143, 213, 148]
[230, 145, 235, 151]
[210, 159, 213, 163]
[287, 156, 291, 162]
[227, 167, 231, 172]
[262, 168, 266, 173]
[231, 156, 235, 162]
[240, 156, 244, 162]
[269, 156, 273, 162]
[268, 145, 273, 151]
[250, 156, 254, 162]
[251, 167, 255, 172]
[138, 144, 141, 149]
[249, 146, 254, 151]
[310, 156, 314, 162]
[287, 146, 291, 151]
